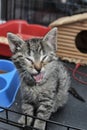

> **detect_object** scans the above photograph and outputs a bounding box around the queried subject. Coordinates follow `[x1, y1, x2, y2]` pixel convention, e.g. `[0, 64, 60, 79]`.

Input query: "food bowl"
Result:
[0, 59, 20, 111]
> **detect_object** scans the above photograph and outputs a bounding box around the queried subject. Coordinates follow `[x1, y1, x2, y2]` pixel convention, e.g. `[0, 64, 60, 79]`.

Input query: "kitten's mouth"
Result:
[33, 73, 43, 83]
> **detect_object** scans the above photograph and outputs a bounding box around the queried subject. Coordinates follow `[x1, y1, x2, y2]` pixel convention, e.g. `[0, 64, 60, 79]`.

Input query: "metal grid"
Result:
[1, 0, 87, 25]
[0, 106, 84, 130]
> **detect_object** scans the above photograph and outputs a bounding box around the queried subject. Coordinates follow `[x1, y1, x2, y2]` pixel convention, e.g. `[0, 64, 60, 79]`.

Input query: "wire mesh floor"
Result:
[0, 61, 87, 130]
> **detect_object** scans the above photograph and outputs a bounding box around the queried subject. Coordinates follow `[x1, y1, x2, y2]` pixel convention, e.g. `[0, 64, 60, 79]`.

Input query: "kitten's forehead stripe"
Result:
[25, 40, 30, 54]
[26, 38, 43, 54]
[39, 41, 45, 53]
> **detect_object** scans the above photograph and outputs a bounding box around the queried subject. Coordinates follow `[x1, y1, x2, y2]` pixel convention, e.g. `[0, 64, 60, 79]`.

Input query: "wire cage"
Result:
[0, 0, 87, 130]
[1, 0, 87, 25]
[0, 106, 84, 130]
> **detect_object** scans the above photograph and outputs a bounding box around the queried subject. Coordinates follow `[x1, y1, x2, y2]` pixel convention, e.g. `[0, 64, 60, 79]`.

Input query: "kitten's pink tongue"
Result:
[34, 73, 43, 83]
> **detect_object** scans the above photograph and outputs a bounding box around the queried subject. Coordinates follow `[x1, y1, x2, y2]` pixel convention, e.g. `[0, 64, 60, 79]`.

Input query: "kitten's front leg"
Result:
[33, 103, 53, 130]
[18, 103, 34, 126]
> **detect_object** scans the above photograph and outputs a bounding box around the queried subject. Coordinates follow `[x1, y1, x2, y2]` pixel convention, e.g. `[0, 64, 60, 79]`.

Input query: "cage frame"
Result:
[0, 106, 84, 130]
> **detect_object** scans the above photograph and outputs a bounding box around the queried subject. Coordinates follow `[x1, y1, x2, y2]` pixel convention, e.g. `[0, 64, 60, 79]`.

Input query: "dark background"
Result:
[1, 0, 87, 25]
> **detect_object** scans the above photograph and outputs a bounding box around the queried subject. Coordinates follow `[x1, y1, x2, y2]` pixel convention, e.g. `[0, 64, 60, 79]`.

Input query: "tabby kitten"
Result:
[7, 28, 70, 130]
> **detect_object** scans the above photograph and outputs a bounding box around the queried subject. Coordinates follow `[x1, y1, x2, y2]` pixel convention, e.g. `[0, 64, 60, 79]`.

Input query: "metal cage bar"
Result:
[1, 0, 87, 25]
[0, 106, 84, 130]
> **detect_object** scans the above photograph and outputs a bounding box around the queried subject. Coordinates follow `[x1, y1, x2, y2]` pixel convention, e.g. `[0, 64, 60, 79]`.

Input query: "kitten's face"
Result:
[7, 28, 57, 82]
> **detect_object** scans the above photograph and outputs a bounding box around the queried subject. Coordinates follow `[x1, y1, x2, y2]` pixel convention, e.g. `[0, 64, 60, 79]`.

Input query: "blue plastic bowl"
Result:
[0, 60, 20, 111]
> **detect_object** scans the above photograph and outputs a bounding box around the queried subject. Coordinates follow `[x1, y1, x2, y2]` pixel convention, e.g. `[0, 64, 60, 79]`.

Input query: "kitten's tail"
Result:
[68, 87, 85, 102]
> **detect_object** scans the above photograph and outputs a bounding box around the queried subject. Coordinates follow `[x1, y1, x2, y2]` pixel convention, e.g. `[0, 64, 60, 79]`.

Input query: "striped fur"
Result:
[7, 28, 70, 130]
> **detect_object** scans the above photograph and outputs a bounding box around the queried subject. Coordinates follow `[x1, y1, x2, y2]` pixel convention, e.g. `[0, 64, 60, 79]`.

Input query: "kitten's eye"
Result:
[26, 57, 34, 64]
[41, 54, 53, 64]
[41, 55, 48, 63]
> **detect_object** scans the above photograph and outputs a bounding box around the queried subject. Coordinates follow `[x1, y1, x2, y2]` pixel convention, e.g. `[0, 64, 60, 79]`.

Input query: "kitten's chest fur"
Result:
[21, 60, 59, 104]
[21, 61, 70, 108]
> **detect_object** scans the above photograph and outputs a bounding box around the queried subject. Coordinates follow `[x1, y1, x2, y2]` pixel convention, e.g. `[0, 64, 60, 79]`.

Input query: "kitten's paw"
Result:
[18, 116, 25, 125]
[18, 116, 33, 126]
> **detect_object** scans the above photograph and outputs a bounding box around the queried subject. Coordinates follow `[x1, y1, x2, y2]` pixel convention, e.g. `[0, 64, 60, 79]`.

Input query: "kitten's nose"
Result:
[34, 64, 41, 73]
[35, 68, 41, 73]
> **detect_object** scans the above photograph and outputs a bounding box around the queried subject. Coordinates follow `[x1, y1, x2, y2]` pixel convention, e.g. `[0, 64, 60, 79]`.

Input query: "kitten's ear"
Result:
[43, 27, 57, 52]
[7, 33, 25, 53]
